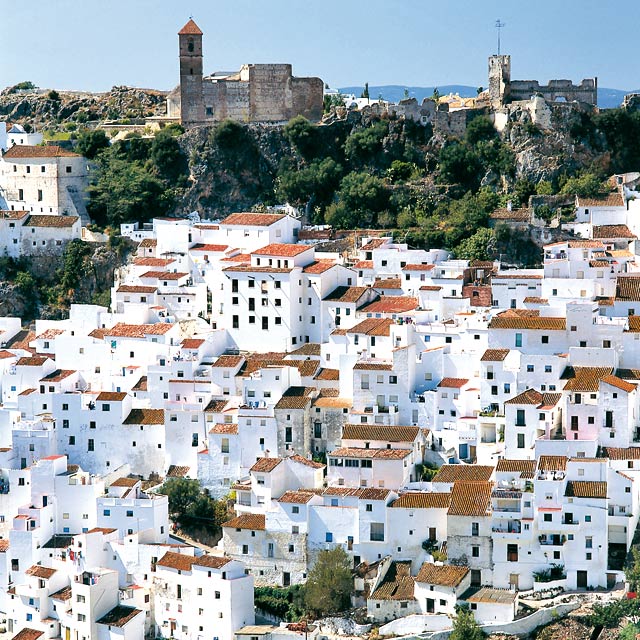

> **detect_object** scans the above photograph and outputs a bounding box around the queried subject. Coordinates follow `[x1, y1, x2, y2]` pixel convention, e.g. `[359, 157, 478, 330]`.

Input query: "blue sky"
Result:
[2, 0, 638, 92]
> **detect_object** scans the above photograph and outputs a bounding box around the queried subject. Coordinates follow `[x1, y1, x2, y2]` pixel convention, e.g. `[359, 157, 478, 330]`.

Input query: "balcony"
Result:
[492, 520, 522, 535]
[539, 534, 566, 546]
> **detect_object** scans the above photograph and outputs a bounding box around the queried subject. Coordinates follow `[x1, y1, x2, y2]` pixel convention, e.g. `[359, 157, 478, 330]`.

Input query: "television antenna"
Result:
[495, 19, 506, 55]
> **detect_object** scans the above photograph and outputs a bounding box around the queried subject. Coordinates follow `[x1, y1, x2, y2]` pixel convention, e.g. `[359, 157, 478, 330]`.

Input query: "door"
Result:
[509, 574, 519, 590]
[426, 598, 435, 613]
[283, 572, 291, 587]
[471, 569, 481, 586]
[577, 570, 588, 589]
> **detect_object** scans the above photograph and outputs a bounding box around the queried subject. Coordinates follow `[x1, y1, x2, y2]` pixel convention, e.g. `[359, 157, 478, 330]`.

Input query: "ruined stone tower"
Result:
[488, 54, 511, 107]
[178, 19, 205, 125]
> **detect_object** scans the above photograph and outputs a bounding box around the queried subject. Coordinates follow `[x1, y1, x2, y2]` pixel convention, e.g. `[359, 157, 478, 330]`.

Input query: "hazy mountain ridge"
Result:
[338, 85, 639, 109]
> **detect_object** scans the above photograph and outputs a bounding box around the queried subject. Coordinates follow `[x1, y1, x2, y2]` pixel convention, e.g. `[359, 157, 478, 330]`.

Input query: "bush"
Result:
[47, 90, 61, 102]
[304, 547, 352, 618]
[465, 115, 496, 145]
[76, 129, 110, 160]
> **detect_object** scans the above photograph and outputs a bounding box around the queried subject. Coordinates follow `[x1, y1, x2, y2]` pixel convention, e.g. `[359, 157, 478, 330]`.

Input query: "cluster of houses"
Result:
[1, 183, 640, 638]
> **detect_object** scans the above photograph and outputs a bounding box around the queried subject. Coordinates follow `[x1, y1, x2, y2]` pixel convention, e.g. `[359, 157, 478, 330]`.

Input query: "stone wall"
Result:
[510, 78, 597, 104]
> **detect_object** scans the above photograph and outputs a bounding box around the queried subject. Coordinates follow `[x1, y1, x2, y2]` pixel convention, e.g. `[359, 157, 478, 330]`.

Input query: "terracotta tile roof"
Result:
[36, 328, 65, 340]
[420, 285, 442, 291]
[0, 209, 29, 219]
[204, 399, 230, 413]
[40, 369, 74, 382]
[312, 396, 351, 408]
[317, 388, 339, 397]
[616, 368, 640, 380]
[104, 323, 174, 338]
[278, 490, 319, 504]
[210, 423, 238, 435]
[222, 212, 285, 226]
[462, 586, 516, 604]
[315, 367, 339, 380]
[504, 389, 560, 408]
[275, 386, 315, 409]
[251, 457, 282, 473]
[537, 455, 567, 472]
[342, 424, 420, 442]
[353, 260, 374, 269]
[141, 270, 188, 280]
[190, 243, 229, 252]
[117, 285, 157, 294]
[577, 193, 625, 207]
[223, 513, 266, 530]
[600, 447, 640, 460]
[589, 260, 610, 268]
[17, 356, 48, 366]
[123, 408, 164, 425]
[324, 286, 370, 303]
[138, 238, 157, 248]
[523, 296, 548, 304]
[567, 240, 605, 248]
[51, 586, 72, 601]
[616, 277, 640, 302]
[489, 312, 565, 330]
[561, 366, 613, 391]
[110, 476, 139, 488]
[481, 349, 510, 362]
[492, 272, 544, 279]
[289, 454, 325, 469]
[490, 207, 531, 221]
[592, 224, 636, 239]
[132, 376, 148, 391]
[220, 253, 251, 263]
[303, 260, 336, 274]
[361, 296, 419, 314]
[178, 18, 203, 35]
[11, 629, 44, 640]
[390, 492, 452, 509]
[133, 257, 175, 267]
[289, 343, 321, 356]
[437, 377, 468, 389]
[329, 447, 411, 460]
[156, 551, 195, 571]
[402, 263, 434, 271]
[212, 354, 244, 368]
[432, 464, 494, 484]
[193, 554, 232, 569]
[565, 481, 607, 499]
[374, 277, 402, 290]
[4, 144, 79, 158]
[370, 561, 415, 601]
[0, 349, 16, 359]
[361, 238, 389, 250]
[97, 391, 127, 401]
[496, 459, 537, 475]
[26, 564, 56, 578]
[0, 539, 9, 552]
[353, 361, 393, 370]
[601, 375, 637, 393]
[627, 316, 640, 332]
[167, 465, 190, 478]
[222, 264, 293, 274]
[349, 317, 394, 337]
[24, 214, 78, 227]
[416, 562, 469, 587]
[448, 481, 493, 517]
[87, 527, 117, 535]
[254, 243, 310, 257]
[97, 605, 142, 628]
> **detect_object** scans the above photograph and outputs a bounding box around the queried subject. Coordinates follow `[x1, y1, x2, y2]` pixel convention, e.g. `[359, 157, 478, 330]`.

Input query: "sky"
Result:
[2, 0, 639, 93]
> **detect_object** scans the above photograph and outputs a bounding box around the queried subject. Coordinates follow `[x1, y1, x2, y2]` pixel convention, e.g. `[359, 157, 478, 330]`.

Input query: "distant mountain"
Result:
[338, 85, 639, 110]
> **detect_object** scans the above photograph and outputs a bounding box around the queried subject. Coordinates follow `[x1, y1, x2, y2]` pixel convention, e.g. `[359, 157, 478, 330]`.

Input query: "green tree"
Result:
[465, 116, 497, 146]
[536, 180, 554, 195]
[210, 119, 250, 151]
[438, 142, 483, 191]
[150, 130, 189, 184]
[276, 157, 342, 212]
[454, 228, 496, 261]
[449, 606, 484, 640]
[283, 116, 319, 160]
[325, 171, 388, 228]
[431, 87, 440, 103]
[304, 547, 352, 618]
[559, 172, 605, 197]
[625, 547, 640, 591]
[344, 121, 388, 166]
[75, 129, 110, 160]
[47, 89, 61, 102]
[387, 160, 414, 183]
[361, 82, 370, 99]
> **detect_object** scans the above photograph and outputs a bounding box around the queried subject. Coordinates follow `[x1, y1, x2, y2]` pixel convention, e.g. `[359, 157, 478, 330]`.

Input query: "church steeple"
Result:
[178, 18, 204, 125]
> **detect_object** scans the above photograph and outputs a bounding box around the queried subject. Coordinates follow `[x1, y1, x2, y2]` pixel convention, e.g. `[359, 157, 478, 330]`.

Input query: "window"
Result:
[517, 433, 525, 449]
[527, 364, 534, 372]
[88, 439, 94, 452]
[544, 513, 552, 522]
[585, 536, 593, 549]
[366, 503, 373, 512]
[515, 333, 522, 348]
[232, 315, 239, 329]
[471, 522, 479, 536]
[370, 523, 384, 541]
[541, 335, 549, 344]
[472, 546, 479, 557]
[325, 532, 333, 542]
[68, 436, 75, 445]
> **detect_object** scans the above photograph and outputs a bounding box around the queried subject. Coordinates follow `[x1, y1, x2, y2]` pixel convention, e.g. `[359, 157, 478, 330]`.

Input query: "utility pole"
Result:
[495, 19, 506, 55]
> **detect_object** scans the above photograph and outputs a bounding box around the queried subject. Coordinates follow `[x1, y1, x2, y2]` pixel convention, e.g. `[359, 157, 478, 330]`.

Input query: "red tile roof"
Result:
[592, 224, 636, 239]
[4, 144, 79, 158]
[360, 296, 418, 314]
[178, 18, 203, 35]
[480, 349, 510, 362]
[448, 481, 493, 517]
[222, 212, 285, 226]
[489, 312, 566, 330]
[342, 424, 420, 442]
[348, 318, 394, 336]
[104, 323, 174, 338]
[223, 513, 266, 530]
[416, 562, 469, 586]
[577, 193, 625, 207]
[117, 285, 157, 294]
[437, 377, 468, 389]
[97, 391, 127, 401]
[24, 215, 78, 227]
[140, 270, 188, 280]
[156, 550, 195, 571]
[565, 481, 607, 499]
[190, 244, 229, 252]
[433, 465, 494, 484]
[324, 286, 370, 303]
[253, 243, 310, 257]
[390, 492, 452, 509]
[251, 457, 282, 473]
[11, 629, 44, 640]
[97, 605, 142, 628]
[123, 408, 164, 425]
[303, 260, 336, 274]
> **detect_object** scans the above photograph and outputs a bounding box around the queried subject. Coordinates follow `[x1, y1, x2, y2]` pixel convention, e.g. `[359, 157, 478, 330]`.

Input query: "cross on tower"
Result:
[495, 19, 506, 55]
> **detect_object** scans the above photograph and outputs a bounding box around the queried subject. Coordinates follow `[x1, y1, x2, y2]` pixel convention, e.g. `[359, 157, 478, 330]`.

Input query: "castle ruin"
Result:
[166, 19, 324, 127]
[488, 54, 597, 107]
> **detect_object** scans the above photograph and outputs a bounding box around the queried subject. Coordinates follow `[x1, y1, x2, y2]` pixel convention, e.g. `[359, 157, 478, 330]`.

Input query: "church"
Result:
[166, 19, 324, 127]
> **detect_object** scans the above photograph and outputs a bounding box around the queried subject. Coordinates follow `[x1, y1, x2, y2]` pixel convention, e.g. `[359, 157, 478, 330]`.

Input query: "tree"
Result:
[361, 82, 370, 100]
[326, 171, 388, 229]
[438, 142, 483, 191]
[75, 129, 110, 160]
[465, 116, 497, 146]
[276, 157, 342, 212]
[304, 547, 352, 617]
[149, 130, 189, 184]
[449, 606, 484, 640]
[625, 546, 640, 592]
[560, 172, 605, 197]
[284, 116, 320, 160]
[454, 228, 496, 261]
[431, 87, 440, 103]
[344, 121, 388, 166]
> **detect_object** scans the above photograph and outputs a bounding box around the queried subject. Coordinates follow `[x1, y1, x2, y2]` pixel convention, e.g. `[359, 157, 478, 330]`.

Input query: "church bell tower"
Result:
[178, 19, 205, 126]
